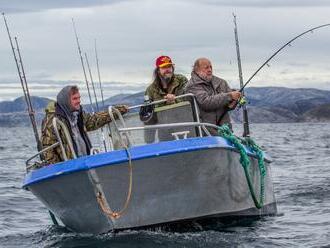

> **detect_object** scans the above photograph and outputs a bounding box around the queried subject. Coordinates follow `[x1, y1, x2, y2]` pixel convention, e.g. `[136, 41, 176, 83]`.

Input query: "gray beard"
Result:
[199, 74, 212, 82]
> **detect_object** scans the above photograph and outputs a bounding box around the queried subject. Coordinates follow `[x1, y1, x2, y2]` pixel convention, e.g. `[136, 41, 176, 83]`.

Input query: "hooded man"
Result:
[41, 85, 128, 165]
[185, 58, 241, 135]
[145, 55, 187, 106]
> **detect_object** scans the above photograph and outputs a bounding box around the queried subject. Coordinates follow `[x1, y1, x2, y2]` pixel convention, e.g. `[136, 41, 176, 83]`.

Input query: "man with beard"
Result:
[145, 55, 187, 106]
[142, 56, 187, 143]
[185, 58, 241, 135]
[41, 85, 128, 165]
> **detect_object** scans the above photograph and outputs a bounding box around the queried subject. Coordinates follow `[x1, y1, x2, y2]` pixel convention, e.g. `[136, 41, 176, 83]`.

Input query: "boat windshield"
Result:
[105, 93, 207, 150]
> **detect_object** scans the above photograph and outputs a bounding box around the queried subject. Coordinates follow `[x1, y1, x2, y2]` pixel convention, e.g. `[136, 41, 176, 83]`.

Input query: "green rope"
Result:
[217, 124, 266, 209]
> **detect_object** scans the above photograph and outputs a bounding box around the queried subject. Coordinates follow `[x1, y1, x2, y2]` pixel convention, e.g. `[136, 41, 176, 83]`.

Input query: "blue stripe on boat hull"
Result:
[23, 136, 263, 188]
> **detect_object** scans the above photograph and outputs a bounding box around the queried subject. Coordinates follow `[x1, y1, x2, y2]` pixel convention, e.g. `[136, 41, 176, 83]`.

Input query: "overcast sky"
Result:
[0, 0, 329, 102]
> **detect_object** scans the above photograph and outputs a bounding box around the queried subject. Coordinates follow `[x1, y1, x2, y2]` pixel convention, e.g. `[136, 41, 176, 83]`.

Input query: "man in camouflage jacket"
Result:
[143, 56, 187, 143]
[145, 55, 187, 106]
[41, 85, 128, 165]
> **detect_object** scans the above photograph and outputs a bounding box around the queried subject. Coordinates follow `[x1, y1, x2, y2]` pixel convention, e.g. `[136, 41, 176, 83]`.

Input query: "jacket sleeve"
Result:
[83, 105, 128, 132]
[41, 115, 63, 165]
[172, 75, 188, 104]
[175, 75, 188, 96]
[145, 84, 157, 101]
[186, 83, 232, 111]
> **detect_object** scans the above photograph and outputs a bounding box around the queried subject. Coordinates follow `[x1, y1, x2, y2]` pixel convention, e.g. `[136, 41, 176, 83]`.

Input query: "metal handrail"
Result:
[128, 93, 202, 136]
[118, 122, 215, 135]
[25, 117, 77, 171]
[128, 93, 194, 109]
[108, 106, 132, 148]
[25, 142, 60, 170]
[108, 94, 205, 148]
[52, 117, 77, 160]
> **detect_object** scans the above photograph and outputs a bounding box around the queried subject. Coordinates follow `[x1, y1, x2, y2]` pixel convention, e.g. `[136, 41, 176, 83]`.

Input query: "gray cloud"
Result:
[2, 0, 330, 14]
[0, 0, 329, 101]
[192, 0, 330, 7]
[1, 0, 130, 13]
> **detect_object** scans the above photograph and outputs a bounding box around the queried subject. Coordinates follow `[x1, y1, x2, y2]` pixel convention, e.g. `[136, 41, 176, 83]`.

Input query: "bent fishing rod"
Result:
[218, 22, 330, 124]
[2, 12, 59, 226]
[240, 23, 330, 92]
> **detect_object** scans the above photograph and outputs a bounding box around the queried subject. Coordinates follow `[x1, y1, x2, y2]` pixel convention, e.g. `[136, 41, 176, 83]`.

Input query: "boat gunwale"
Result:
[23, 136, 270, 188]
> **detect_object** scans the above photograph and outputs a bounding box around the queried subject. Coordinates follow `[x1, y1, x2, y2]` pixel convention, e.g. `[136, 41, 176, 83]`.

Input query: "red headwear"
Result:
[155, 55, 174, 68]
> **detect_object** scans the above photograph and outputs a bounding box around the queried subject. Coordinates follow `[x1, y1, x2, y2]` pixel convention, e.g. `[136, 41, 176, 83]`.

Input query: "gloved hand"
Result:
[114, 105, 129, 114]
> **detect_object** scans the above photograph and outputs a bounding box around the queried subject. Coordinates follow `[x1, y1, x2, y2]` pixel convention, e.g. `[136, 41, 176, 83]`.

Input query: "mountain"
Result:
[0, 96, 50, 113]
[301, 103, 330, 122]
[1, 87, 330, 126]
[245, 87, 330, 114]
[238, 87, 330, 123]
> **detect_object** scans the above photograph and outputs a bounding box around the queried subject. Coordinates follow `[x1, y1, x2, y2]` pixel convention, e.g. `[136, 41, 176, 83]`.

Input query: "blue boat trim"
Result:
[23, 136, 268, 188]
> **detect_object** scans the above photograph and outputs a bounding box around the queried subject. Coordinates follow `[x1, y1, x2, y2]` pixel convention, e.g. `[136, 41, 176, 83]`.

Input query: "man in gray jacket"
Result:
[185, 58, 241, 135]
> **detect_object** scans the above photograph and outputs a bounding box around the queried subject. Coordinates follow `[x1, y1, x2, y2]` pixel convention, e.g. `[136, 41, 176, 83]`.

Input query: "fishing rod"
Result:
[84, 52, 108, 151]
[71, 18, 95, 113]
[94, 40, 114, 151]
[218, 22, 330, 124]
[233, 13, 250, 137]
[72, 19, 110, 151]
[2, 12, 59, 226]
[94, 39, 106, 109]
[14, 37, 44, 148]
[84, 52, 100, 111]
[240, 23, 330, 92]
[2, 13, 41, 149]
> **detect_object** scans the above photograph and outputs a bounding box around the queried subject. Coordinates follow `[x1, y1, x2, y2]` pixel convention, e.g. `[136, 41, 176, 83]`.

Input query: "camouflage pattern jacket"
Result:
[41, 102, 127, 165]
[145, 74, 188, 106]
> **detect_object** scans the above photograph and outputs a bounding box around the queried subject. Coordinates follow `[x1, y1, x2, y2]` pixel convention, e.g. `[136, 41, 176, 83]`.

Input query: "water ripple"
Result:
[1, 124, 330, 247]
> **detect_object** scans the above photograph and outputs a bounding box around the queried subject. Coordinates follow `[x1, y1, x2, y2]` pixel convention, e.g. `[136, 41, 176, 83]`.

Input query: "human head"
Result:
[57, 85, 81, 113]
[69, 86, 81, 111]
[154, 55, 175, 84]
[193, 58, 213, 82]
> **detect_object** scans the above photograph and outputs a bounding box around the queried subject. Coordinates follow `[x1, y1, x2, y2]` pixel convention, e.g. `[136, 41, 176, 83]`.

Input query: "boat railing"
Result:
[118, 122, 216, 134]
[25, 117, 78, 171]
[25, 142, 60, 171]
[51, 117, 78, 160]
[128, 93, 202, 135]
[108, 94, 215, 148]
[26, 94, 210, 170]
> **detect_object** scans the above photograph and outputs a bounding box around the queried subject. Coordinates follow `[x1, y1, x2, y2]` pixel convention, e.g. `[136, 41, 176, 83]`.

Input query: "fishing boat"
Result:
[3, 12, 277, 234]
[23, 94, 277, 234]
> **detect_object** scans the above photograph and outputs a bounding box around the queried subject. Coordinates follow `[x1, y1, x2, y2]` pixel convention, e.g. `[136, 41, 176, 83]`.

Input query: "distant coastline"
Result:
[0, 86, 330, 127]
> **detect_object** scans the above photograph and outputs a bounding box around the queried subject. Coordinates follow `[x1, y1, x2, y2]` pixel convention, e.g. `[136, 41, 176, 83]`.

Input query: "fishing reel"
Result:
[228, 96, 248, 111]
[237, 96, 248, 109]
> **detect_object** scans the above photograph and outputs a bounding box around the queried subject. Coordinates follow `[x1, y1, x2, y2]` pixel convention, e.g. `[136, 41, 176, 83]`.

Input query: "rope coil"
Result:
[96, 146, 133, 220]
[218, 124, 266, 209]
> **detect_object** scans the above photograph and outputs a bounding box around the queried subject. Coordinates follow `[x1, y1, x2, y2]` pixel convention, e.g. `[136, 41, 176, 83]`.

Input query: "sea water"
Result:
[0, 123, 329, 247]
